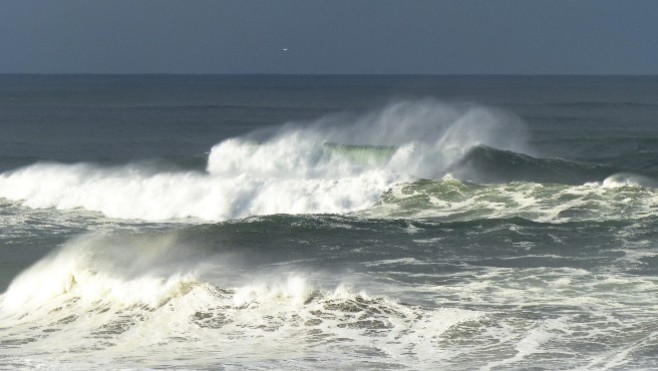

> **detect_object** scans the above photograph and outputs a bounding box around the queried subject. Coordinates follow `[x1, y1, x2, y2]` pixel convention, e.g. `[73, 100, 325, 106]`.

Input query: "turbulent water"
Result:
[2, 75, 658, 369]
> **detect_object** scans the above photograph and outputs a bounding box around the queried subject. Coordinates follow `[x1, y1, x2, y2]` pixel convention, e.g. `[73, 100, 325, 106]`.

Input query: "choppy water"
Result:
[2, 75, 658, 369]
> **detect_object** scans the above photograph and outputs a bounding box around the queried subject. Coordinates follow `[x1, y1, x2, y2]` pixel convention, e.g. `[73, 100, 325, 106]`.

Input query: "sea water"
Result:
[1, 75, 658, 369]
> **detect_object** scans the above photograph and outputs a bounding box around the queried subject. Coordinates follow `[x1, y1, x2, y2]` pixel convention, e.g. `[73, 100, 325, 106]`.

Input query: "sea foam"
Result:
[0, 233, 197, 313]
[0, 231, 483, 369]
[0, 100, 527, 222]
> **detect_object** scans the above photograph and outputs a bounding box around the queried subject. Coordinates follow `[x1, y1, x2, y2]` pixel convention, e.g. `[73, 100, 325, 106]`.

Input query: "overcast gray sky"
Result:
[1, 0, 657, 74]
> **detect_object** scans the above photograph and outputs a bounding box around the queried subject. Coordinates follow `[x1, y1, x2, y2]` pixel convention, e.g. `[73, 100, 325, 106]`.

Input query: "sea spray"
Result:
[5, 74, 658, 370]
[0, 230, 483, 369]
[0, 233, 199, 313]
[233, 275, 316, 306]
[0, 100, 527, 222]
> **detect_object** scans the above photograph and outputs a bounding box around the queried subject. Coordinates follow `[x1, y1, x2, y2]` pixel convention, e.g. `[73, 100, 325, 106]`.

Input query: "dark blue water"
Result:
[1, 75, 658, 369]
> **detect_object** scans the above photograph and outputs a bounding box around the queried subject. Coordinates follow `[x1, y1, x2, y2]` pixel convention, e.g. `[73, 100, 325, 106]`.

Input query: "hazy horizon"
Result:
[2, 0, 657, 75]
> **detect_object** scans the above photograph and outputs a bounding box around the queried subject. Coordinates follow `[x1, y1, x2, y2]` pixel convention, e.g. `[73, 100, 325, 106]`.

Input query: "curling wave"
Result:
[4, 100, 653, 224]
[0, 100, 528, 222]
[0, 233, 481, 368]
[451, 145, 620, 185]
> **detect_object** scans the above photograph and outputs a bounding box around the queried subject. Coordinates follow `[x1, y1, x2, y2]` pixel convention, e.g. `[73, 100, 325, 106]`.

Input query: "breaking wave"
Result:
[0, 100, 528, 222]
[451, 145, 620, 184]
[0, 99, 655, 224]
[364, 174, 658, 223]
[0, 233, 481, 368]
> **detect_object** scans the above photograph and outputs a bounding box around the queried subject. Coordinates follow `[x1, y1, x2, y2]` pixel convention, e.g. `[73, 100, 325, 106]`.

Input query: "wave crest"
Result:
[0, 100, 528, 222]
[0, 234, 198, 313]
[0, 232, 481, 368]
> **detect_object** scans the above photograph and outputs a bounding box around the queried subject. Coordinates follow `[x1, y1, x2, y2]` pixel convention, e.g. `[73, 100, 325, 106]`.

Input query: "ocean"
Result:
[1, 74, 658, 370]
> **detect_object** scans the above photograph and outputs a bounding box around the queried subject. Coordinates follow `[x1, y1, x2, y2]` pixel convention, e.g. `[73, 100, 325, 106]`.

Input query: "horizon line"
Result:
[1, 72, 657, 77]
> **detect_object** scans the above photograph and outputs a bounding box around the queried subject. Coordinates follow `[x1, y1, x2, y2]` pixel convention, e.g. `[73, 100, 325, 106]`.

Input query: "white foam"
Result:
[233, 275, 315, 306]
[0, 233, 198, 313]
[3, 233, 655, 369]
[0, 240, 484, 369]
[482, 317, 567, 370]
[363, 175, 658, 223]
[602, 172, 658, 189]
[0, 100, 527, 222]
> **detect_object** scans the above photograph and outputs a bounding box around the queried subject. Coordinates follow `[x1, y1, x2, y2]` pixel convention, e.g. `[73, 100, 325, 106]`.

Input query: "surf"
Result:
[364, 174, 658, 223]
[0, 231, 482, 369]
[0, 100, 528, 222]
[3, 98, 653, 225]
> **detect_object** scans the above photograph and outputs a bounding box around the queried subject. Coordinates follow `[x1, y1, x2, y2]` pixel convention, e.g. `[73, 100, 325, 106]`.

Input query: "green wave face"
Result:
[322, 142, 397, 166]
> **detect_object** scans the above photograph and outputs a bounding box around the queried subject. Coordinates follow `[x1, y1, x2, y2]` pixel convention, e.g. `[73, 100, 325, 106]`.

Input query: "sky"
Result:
[1, 0, 657, 75]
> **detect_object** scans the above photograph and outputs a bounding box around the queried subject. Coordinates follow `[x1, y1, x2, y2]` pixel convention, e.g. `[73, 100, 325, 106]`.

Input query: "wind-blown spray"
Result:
[0, 100, 527, 222]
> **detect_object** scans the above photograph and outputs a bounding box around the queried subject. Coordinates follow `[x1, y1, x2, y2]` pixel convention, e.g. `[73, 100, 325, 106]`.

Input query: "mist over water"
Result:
[0, 100, 530, 221]
[3, 75, 658, 369]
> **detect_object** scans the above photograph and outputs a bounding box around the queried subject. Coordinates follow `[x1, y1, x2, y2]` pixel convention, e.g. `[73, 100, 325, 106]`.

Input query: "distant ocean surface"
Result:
[2, 74, 658, 370]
